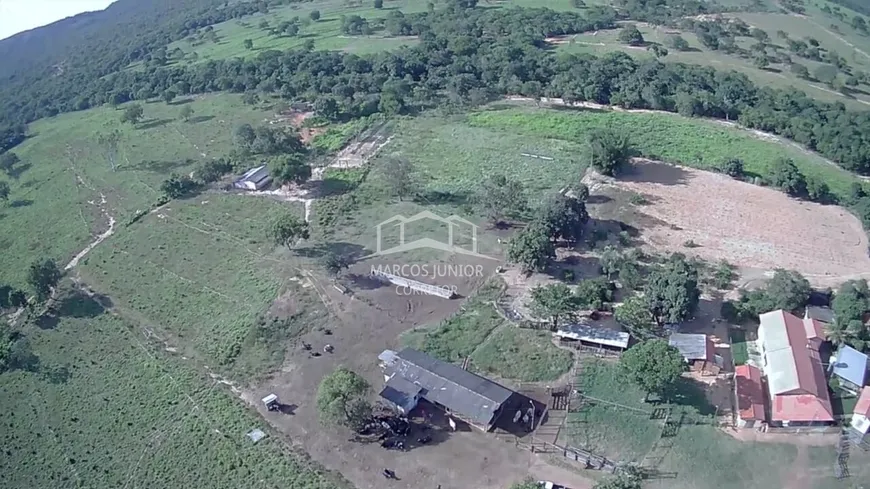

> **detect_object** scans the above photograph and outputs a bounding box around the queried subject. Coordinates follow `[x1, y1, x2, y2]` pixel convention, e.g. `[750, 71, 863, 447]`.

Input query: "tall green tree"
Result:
[0, 152, 20, 177]
[269, 214, 309, 249]
[529, 283, 578, 331]
[763, 268, 811, 312]
[615, 295, 658, 339]
[508, 223, 555, 272]
[180, 105, 195, 122]
[316, 366, 372, 431]
[120, 104, 144, 125]
[643, 254, 700, 327]
[617, 25, 645, 46]
[588, 129, 633, 176]
[768, 157, 807, 197]
[28, 259, 62, 302]
[271, 154, 312, 185]
[620, 339, 686, 401]
[535, 193, 589, 245]
[0, 181, 9, 203]
[474, 173, 525, 226]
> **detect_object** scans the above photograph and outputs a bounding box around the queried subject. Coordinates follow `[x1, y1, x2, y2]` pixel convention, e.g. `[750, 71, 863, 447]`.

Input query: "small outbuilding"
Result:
[735, 365, 766, 428]
[851, 387, 870, 436]
[668, 333, 721, 375]
[554, 322, 630, 355]
[804, 306, 835, 325]
[379, 374, 423, 415]
[234, 164, 272, 190]
[831, 346, 869, 394]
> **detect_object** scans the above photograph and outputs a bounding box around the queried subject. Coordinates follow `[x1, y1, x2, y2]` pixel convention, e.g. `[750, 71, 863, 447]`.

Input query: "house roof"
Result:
[805, 306, 835, 324]
[855, 387, 870, 418]
[555, 323, 630, 349]
[759, 310, 833, 421]
[238, 164, 270, 184]
[771, 394, 834, 422]
[832, 346, 868, 387]
[735, 365, 765, 421]
[668, 333, 711, 361]
[379, 375, 423, 408]
[386, 348, 515, 427]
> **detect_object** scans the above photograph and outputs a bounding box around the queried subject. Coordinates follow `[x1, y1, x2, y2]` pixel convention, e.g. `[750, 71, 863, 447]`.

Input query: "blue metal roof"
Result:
[832, 346, 868, 387]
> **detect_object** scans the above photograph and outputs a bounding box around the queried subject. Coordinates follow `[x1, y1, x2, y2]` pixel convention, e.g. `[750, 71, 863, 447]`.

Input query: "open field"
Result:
[552, 17, 870, 109]
[596, 159, 870, 285]
[80, 193, 314, 378]
[0, 94, 273, 288]
[568, 357, 870, 489]
[0, 313, 346, 489]
[470, 325, 574, 382]
[470, 105, 865, 200]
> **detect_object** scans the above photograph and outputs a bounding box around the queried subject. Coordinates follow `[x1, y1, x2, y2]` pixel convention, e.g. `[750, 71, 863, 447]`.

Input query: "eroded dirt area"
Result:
[586, 160, 870, 287]
[243, 260, 595, 489]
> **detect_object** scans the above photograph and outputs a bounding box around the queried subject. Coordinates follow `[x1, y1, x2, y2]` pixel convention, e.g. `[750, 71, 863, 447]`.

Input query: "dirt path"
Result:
[504, 96, 870, 181]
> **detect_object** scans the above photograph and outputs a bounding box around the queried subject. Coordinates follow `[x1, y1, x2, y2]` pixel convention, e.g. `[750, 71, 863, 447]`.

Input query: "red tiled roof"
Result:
[761, 310, 834, 422]
[856, 387, 870, 418]
[803, 317, 825, 344]
[735, 365, 765, 421]
[772, 394, 834, 422]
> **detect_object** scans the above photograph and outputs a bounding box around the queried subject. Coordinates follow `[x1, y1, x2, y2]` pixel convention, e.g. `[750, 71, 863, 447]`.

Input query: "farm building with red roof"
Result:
[735, 364, 765, 428]
[757, 310, 834, 426]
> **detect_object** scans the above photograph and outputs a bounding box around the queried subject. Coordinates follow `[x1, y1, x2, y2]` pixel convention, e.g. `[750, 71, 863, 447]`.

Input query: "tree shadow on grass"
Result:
[293, 242, 368, 260]
[9, 199, 33, 208]
[7, 162, 32, 180]
[36, 287, 112, 330]
[665, 377, 717, 416]
[413, 189, 471, 206]
[171, 98, 195, 106]
[189, 115, 215, 124]
[137, 118, 174, 130]
[122, 159, 191, 173]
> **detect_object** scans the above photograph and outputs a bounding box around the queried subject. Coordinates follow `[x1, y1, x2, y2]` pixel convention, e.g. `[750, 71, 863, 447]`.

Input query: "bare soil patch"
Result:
[238, 267, 595, 489]
[590, 160, 870, 287]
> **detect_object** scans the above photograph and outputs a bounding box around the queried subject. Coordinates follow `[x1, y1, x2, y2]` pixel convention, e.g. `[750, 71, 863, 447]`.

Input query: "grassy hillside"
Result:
[469, 104, 864, 198]
[0, 313, 346, 489]
[555, 18, 870, 109]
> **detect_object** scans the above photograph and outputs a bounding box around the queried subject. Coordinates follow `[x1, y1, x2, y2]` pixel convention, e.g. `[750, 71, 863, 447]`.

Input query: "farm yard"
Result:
[7, 0, 870, 488]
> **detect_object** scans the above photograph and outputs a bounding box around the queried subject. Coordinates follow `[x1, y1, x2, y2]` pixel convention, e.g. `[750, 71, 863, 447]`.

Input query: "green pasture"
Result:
[468, 105, 863, 199]
[0, 314, 346, 489]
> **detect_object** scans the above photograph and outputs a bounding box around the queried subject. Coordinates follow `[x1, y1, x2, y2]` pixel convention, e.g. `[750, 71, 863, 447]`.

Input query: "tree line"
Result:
[2, 3, 870, 183]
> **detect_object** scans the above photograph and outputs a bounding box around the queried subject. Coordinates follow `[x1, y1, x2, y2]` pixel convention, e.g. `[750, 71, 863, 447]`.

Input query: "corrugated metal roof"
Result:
[389, 348, 514, 427]
[805, 306, 835, 324]
[759, 310, 832, 421]
[735, 365, 765, 421]
[379, 375, 422, 408]
[832, 346, 868, 387]
[668, 333, 709, 361]
[555, 323, 630, 349]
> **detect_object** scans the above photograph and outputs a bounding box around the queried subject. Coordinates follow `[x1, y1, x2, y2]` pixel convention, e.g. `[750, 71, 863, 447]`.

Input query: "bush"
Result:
[716, 157, 744, 178]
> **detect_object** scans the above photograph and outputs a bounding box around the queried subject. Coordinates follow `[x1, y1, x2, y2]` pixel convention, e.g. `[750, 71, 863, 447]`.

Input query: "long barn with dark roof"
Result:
[378, 348, 528, 432]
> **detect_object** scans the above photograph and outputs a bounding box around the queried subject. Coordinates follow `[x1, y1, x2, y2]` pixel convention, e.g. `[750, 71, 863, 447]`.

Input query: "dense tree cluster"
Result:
[3, 1, 870, 186]
[722, 269, 811, 322]
[829, 280, 870, 350]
